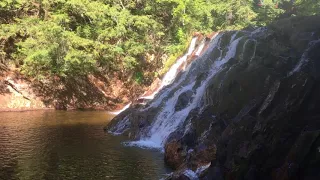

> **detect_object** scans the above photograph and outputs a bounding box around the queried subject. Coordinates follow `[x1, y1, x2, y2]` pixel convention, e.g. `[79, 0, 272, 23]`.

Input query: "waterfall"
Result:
[160, 36, 198, 88]
[105, 17, 320, 180]
[139, 36, 198, 101]
[110, 103, 132, 115]
[111, 37, 199, 114]
[112, 28, 320, 149]
[288, 39, 320, 76]
[124, 32, 245, 149]
[143, 34, 222, 110]
[195, 39, 206, 56]
[187, 36, 198, 55]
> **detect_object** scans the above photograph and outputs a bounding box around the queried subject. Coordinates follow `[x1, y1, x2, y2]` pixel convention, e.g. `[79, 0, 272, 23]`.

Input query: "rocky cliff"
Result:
[0, 68, 146, 111]
[0, 70, 50, 111]
[106, 16, 320, 180]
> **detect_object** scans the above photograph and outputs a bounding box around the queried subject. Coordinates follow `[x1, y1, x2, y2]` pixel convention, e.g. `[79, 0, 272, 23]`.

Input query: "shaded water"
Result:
[0, 111, 169, 180]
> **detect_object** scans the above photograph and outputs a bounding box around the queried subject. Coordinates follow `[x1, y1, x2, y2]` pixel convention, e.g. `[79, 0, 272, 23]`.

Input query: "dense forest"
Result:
[0, 0, 319, 109]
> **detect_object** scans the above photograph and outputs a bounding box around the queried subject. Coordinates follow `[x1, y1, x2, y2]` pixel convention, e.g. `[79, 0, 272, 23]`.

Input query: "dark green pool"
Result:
[0, 111, 169, 180]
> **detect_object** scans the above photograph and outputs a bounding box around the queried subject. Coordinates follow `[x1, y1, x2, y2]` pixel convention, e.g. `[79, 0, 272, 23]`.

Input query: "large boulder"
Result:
[165, 139, 186, 170]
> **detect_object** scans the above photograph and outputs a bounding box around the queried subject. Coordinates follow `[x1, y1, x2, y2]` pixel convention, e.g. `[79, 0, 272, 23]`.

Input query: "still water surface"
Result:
[0, 111, 169, 180]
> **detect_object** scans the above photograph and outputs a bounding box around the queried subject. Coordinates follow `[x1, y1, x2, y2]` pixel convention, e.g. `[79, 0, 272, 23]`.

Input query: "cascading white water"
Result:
[110, 103, 132, 115]
[108, 116, 130, 135]
[139, 37, 198, 101]
[148, 37, 243, 147]
[195, 40, 206, 56]
[187, 36, 198, 55]
[160, 36, 198, 88]
[125, 32, 244, 149]
[111, 37, 199, 114]
[143, 34, 223, 110]
[288, 39, 320, 76]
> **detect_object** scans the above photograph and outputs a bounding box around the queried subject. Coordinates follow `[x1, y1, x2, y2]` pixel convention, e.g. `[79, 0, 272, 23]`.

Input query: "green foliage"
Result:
[255, 0, 284, 26]
[12, 19, 95, 78]
[0, 0, 318, 81]
[294, 0, 320, 16]
[134, 71, 144, 84]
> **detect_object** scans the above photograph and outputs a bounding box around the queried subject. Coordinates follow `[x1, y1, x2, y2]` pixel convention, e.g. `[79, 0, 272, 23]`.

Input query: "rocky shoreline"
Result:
[0, 69, 142, 112]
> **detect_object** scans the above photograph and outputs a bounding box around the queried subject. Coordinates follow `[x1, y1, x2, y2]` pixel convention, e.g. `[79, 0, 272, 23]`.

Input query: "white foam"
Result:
[195, 40, 206, 56]
[108, 131, 123, 136]
[188, 36, 198, 55]
[122, 140, 163, 151]
[180, 163, 211, 180]
[110, 103, 132, 115]
[183, 170, 198, 180]
[288, 39, 320, 76]
[145, 34, 223, 110]
[195, 163, 211, 176]
[161, 36, 198, 87]
[222, 36, 243, 62]
[139, 37, 199, 101]
[108, 116, 130, 135]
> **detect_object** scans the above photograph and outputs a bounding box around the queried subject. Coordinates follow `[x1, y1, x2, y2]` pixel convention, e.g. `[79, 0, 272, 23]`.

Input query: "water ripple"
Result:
[0, 111, 169, 180]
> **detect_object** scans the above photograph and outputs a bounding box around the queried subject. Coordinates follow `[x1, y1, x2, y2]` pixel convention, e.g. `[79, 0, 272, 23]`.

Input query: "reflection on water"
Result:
[0, 111, 169, 180]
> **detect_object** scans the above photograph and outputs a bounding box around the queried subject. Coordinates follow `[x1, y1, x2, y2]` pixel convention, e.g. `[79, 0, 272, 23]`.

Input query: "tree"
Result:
[0, 0, 319, 82]
[294, 0, 320, 16]
[254, 0, 284, 26]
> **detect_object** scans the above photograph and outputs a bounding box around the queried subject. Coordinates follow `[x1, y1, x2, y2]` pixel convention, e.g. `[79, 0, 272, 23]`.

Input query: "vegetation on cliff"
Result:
[0, 0, 319, 109]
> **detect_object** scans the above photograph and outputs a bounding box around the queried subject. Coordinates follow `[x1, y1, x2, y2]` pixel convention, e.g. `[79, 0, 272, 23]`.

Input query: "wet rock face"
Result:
[105, 105, 158, 139]
[107, 16, 320, 180]
[175, 90, 194, 111]
[165, 140, 185, 170]
[166, 173, 191, 180]
[198, 17, 320, 179]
